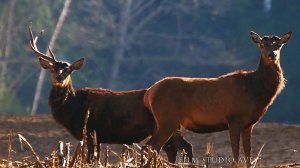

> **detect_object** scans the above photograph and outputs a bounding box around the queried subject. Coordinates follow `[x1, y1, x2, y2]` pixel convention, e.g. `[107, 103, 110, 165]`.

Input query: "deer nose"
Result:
[268, 51, 277, 59]
[56, 75, 64, 82]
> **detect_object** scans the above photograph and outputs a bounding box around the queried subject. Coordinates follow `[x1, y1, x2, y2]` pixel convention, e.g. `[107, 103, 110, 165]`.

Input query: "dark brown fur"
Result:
[144, 31, 291, 167]
[29, 29, 193, 163]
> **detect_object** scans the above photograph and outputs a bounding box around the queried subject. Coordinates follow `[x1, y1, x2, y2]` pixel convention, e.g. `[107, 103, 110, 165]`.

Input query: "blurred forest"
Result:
[0, 0, 299, 123]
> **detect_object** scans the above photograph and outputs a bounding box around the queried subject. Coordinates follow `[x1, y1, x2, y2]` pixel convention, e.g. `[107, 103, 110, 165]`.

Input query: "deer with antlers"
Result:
[29, 28, 193, 162]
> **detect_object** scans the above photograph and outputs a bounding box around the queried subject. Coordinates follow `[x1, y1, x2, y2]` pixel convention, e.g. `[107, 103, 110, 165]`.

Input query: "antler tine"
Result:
[28, 27, 36, 45]
[28, 27, 55, 63]
[48, 47, 57, 61]
[29, 27, 39, 51]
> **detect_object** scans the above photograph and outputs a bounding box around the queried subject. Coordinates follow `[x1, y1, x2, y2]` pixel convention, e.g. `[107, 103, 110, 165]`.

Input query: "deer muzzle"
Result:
[268, 51, 277, 60]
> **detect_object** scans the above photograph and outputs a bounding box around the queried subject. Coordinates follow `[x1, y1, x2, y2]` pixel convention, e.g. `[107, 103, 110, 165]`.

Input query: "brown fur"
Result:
[29, 28, 193, 163]
[144, 31, 291, 167]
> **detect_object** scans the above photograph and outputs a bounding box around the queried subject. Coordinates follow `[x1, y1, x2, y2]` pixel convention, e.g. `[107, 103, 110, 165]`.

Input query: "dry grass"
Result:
[0, 132, 198, 167]
[0, 112, 299, 167]
[1, 133, 299, 167]
[0, 111, 198, 167]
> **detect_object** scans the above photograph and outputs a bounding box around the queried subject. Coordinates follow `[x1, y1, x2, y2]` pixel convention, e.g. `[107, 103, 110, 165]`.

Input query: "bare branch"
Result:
[107, 0, 132, 88]
[131, 0, 157, 20]
[130, 4, 163, 39]
[131, 0, 144, 11]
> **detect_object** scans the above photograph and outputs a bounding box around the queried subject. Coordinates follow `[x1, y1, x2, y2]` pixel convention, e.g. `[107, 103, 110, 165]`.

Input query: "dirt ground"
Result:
[0, 115, 299, 167]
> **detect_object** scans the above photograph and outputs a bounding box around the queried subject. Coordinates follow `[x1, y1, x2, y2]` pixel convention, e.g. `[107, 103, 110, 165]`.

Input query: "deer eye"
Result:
[276, 44, 282, 48]
[259, 44, 265, 48]
[49, 68, 55, 73]
[64, 67, 71, 73]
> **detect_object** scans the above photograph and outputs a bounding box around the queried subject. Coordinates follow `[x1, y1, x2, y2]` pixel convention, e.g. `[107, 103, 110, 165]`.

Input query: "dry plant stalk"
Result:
[121, 152, 125, 167]
[82, 109, 90, 163]
[205, 143, 213, 168]
[65, 142, 71, 167]
[181, 149, 187, 163]
[91, 130, 99, 163]
[104, 146, 109, 167]
[147, 146, 153, 166]
[70, 141, 83, 167]
[132, 144, 139, 165]
[17, 134, 45, 168]
[109, 148, 122, 162]
[153, 150, 158, 167]
[252, 143, 265, 168]
[140, 145, 146, 166]
[51, 150, 57, 167]
[7, 132, 13, 167]
[57, 141, 66, 166]
[123, 144, 138, 166]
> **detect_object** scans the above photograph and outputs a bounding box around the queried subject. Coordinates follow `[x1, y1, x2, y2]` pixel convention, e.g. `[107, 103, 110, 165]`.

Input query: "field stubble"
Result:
[0, 115, 299, 167]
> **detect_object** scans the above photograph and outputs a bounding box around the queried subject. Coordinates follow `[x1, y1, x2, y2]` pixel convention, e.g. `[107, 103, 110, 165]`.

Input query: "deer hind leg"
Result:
[148, 126, 177, 154]
[148, 116, 179, 155]
[228, 122, 241, 167]
[162, 130, 193, 163]
[242, 126, 253, 168]
[86, 136, 94, 163]
[86, 135, 100, 163]
[171, 130, 193, 162]
[162, 139, 177, 163]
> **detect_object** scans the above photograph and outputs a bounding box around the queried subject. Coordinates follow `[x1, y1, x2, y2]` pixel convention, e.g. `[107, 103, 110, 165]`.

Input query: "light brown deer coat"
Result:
[144, 31, 291, 167]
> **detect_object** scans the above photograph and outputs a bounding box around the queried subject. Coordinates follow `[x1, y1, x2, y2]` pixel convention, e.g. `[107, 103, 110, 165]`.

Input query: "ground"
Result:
[0, 115, 299, 167]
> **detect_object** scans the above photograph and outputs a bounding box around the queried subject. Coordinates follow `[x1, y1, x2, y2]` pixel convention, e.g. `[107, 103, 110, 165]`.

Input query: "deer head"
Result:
[29, 28, 85, 87]
[250, 31, 292, 64]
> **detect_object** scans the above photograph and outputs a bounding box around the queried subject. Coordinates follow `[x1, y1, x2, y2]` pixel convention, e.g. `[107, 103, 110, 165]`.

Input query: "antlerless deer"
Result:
[144, 31, 291, 167]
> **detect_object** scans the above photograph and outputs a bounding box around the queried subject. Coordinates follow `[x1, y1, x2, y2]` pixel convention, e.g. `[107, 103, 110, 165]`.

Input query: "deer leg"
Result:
[161, 130, 193, 163]
[146, 129, 174, 167]
[149, 128, 176, 154]
[86, 137, 94, 163]
[171, 130, 193, 162]
[162, 139, 177, 163]
[242, 126, 253, 168]
[148, 120, 178, 155]
[228, 123, 241, 166]
[85, 133, 100, 163]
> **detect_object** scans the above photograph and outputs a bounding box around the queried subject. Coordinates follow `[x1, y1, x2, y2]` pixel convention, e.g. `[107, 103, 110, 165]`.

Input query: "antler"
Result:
[29, 27, 56, 63]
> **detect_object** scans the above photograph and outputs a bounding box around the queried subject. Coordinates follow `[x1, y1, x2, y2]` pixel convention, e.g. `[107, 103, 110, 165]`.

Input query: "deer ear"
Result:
[280, 32, 292, 44]
[39, 57, 53, 69]
[250, 31, 261, 44]
[70, 58, 85, 71]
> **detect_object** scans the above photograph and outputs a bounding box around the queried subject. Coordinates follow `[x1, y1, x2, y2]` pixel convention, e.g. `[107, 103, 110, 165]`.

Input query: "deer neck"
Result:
[253, 56, 285, 105]
[49, 76, 76, 111]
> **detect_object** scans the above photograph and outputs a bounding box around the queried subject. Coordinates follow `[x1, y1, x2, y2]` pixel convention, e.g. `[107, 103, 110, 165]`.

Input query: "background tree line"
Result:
[0, 0, 299, 123]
